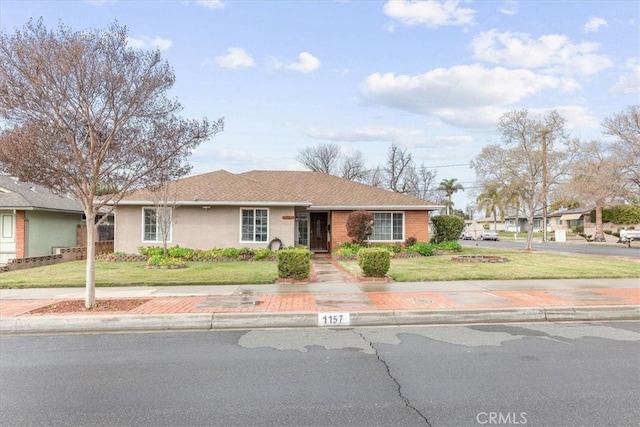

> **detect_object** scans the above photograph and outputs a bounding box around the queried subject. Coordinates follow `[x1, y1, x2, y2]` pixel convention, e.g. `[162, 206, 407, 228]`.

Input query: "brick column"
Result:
[15, 210, 26, 258]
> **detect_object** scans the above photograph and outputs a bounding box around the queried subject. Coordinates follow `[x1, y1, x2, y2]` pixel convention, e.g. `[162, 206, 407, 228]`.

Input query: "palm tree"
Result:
[476, 184, 504, 231]
[437, 178, 464, 215]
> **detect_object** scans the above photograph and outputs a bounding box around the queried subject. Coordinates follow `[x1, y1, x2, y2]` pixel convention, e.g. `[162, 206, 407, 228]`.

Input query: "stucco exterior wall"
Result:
[114, 205, 296, 253]
[25, 210, 84, 256]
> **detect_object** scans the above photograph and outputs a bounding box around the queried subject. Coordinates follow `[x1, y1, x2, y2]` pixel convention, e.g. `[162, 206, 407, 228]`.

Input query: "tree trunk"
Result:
[593, 199, 606, 242]
[524, 214, 534, 250]
[85, 212, 97, 308]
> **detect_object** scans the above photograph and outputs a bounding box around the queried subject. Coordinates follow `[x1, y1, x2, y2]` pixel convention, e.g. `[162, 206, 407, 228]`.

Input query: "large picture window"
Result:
[371, 212, 403, 241]
[143, 207, 172, 243]
[241, 208, 268, 242]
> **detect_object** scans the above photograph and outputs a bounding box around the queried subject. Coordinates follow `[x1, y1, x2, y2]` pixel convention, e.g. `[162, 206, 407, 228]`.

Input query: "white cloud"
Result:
[215, 47, 255, 69]
[360, 64, 580, 127]
[383, 0, 475, 28]
[362, 64, 565, 109]
[286, 52, 321, 74]
[126, 36, 173, 51]
[584, 16, 608, 33]
[471, 30, 613, 76]
[304, 126, 423, 142]
[610, 58, 640, 94]
[86, 0, 116, 5]
[195, 0, 225, 10]
[499, 0, 518, 16]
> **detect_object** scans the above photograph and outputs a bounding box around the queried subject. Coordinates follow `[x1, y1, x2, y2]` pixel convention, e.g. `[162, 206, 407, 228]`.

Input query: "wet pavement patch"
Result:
[546, 290, 624, 302]
[315, 294, 373, 308]
[196, 296, 262, 309]
[443, 292, 511, 305]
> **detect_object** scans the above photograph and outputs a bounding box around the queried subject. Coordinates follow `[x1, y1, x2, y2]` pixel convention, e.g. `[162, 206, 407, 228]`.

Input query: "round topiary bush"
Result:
[357, 248, 390, 277]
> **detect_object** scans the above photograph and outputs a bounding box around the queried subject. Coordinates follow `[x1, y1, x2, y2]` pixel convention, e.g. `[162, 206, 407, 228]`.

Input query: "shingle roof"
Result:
[118, 170, 309, 205]
[241, 170, 441, 209]
[118, 170, 442, 210]
[0, 175, 83, 213]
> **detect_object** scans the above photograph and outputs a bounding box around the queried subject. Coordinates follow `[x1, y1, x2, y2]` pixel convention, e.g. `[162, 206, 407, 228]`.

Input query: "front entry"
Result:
[0, 212, 16, 265]
[309, 212, 329, 252]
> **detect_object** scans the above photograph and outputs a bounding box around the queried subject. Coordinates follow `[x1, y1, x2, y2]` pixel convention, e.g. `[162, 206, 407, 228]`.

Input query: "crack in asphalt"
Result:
[354, 330, 432, 426]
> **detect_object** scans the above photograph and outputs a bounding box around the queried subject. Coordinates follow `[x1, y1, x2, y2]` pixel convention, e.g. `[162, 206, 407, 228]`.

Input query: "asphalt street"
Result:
[2, 321, 639, 426]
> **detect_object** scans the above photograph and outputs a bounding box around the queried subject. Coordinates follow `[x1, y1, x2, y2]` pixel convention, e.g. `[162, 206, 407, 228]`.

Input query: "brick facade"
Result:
[329, 210, 431, 253]
[15, 210, 26, 258]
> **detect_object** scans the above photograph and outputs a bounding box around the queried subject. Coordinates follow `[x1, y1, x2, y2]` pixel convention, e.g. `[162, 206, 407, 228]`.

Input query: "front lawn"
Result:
[0, 260, 279, 288]
[337, 248, 640, 281]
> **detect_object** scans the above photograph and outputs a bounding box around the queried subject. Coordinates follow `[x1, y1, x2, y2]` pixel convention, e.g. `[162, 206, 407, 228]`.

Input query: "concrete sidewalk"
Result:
[1, 278, 639, 334]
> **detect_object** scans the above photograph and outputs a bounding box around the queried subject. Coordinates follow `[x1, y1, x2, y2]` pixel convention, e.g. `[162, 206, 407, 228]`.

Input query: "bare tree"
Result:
[405, 163, 438, 200]
[471, 110, 579, 250]
[565, 140, 625, 242]
[384, 143, 414, 193]
[296, 143, 342, 174]
[366, 165, 386, 188]
[0, 20, 223, 307]
[150, 179, 179, 257]
[602, 105, 640, 203]
[339, 150, 368, 182]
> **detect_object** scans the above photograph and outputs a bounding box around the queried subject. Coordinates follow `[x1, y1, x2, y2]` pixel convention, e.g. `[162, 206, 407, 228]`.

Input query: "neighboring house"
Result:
[548, 207, 592, 230]
[113, 170, 443, 254]
[475, 217, 506, 231]
[504, 213, 548, 233]
[0, 176, 84, 264]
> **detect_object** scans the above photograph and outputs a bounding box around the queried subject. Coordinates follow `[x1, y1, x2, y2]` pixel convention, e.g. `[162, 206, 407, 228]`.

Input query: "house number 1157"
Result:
[318, 312, 350, 326]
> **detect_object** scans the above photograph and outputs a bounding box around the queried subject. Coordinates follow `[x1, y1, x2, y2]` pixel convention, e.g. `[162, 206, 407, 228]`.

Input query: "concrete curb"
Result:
[1, 305, 639, 334]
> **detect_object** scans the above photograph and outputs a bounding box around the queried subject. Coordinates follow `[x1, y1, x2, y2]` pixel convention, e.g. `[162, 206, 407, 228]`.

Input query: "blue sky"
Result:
[1, 0, 638, 211]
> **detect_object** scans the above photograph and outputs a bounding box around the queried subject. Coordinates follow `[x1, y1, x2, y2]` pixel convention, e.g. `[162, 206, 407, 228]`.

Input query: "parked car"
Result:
[479, 230, 500, 241]
[460, 231, 476, 240]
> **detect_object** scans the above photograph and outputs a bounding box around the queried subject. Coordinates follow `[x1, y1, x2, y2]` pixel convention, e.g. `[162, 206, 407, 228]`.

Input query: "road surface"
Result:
[2, 322, 639, 426]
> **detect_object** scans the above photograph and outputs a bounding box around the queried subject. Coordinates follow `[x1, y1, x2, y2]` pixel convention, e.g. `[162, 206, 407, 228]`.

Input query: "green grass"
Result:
[338, 247, 640, 281]
[0, 260, 279, 288]
[2, 248, 639, 288]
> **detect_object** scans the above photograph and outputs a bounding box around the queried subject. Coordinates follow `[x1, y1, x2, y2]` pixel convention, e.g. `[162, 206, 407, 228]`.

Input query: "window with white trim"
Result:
[371, 212, 403, 241]
[241, 208, 268, 242]
[143, 207, 172, 243]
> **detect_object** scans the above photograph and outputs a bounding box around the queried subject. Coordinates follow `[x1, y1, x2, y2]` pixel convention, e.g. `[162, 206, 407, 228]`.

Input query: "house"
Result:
[548, 207, 592, 231]
[112, 170, 443, 254]
[0, 176, 85, 264]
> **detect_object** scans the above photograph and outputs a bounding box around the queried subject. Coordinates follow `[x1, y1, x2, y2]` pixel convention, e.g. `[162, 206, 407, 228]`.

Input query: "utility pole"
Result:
[541, 129, 549, 243]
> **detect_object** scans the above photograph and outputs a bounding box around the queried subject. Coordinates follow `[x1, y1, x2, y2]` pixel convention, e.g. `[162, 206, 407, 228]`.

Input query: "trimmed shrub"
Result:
[408, 242, 435, 256]
[167, 246, 195, 259]
[357, 248, 390, 277]
[277, 248, 312, 279]
[431, 215, 465, 243]
[221, 248, 240, 259]
[405, 236, 417, 247]
[603, 205, 640, 224]
[253, 248, 273, 260]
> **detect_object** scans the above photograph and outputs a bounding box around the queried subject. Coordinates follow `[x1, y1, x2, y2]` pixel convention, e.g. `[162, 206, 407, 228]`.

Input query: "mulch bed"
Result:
[28, 299, 150, 314]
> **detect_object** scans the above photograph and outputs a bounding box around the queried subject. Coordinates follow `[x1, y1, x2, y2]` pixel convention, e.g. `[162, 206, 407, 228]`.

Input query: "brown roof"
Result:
[241, 170, 440, 209]
[118, 170, 308, 205]
[118, 169, 441, 210]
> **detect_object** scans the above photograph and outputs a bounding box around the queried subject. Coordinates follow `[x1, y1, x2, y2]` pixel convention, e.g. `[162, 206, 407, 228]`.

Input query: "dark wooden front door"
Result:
[309, 212, 328, 252]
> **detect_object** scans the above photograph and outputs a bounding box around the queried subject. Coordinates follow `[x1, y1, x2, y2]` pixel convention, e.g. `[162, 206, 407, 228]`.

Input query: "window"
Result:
[143, 207, 171, 242]
[241, 208, 268, 242]
[371, 212, 403, 241]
